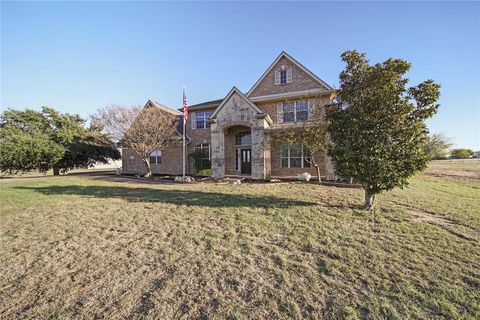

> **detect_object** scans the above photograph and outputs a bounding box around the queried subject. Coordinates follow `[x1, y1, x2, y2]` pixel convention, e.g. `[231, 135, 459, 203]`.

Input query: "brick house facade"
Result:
[122, 52, 336, 179]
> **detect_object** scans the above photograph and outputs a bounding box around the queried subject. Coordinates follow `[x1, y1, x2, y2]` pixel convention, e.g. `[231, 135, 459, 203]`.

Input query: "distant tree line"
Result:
[424, 134, 475, 159]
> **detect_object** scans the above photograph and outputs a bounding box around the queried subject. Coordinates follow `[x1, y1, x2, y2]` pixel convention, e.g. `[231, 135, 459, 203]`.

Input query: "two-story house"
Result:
[122, 51, 336, 179]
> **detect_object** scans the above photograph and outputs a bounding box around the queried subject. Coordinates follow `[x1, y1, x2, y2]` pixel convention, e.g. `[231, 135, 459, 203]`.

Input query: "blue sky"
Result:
[1, 1, 479, 149]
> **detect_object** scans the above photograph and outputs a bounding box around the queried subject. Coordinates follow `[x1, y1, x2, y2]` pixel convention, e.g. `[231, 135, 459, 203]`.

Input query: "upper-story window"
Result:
[282, 100, 309, 122]
[149, 150, 161, 165]
[280, 70, 287, 84]
[282, 103, 295, 122]
[195, 111, 213, 129]
[275, 66, 292, 85]
[296, 101, 309, 121]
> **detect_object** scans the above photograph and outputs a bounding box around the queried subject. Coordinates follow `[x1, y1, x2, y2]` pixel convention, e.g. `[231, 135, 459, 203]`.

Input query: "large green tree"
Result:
[327, 50, 441, 210]
[0, 107, 120, 175]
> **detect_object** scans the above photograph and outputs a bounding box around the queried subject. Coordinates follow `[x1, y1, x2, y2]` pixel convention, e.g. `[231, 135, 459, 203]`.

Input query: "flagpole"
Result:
[182, 87, 186, 179]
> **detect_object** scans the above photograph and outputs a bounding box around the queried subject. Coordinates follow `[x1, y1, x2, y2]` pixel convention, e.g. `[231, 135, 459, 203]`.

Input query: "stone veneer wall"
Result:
[210, 91, 270, 179]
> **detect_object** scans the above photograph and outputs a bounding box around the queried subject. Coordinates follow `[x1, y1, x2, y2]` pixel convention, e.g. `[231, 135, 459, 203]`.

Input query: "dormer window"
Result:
[280, 70, 287, 84]
[275, 66, 292, 85]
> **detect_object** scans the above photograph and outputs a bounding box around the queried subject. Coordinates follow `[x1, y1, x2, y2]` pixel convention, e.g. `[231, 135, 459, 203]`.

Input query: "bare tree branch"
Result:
[122, 106, 179, 177]
[90, 104, 142, 143]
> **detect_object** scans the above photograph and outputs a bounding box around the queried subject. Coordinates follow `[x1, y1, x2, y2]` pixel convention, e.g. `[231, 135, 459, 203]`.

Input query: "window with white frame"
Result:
[194, 143, 211, 160]
[275, 66, 292, 85]
[281, 144, 311, 168]
[280, 70, 287, 84]
[282, 102, 295, 122]
[149, 150, 161, 165]
[195, 111, 213, 129]
[282, 100, 309, 122]
[193, 143, 211, 171]
[296, 101, 309, 121]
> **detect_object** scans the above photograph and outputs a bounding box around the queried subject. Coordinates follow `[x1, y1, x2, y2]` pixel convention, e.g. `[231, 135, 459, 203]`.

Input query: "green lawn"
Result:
[0, 162, 479, 319]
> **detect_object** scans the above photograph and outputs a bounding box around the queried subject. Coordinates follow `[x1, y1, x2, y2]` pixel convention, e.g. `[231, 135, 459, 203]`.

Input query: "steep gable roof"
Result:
[211, 87, 263, 119]
[147, 100, 182, 115]
[144, 100, 190, 142]
[246, 51, 333, 97]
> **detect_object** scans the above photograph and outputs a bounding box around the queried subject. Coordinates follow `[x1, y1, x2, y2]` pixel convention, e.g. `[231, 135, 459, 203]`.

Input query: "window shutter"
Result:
[277, 103, 283, 124]
[274, 70, 280, 85]
[191, 112, 196, 130]
[287, 67, 293, 83]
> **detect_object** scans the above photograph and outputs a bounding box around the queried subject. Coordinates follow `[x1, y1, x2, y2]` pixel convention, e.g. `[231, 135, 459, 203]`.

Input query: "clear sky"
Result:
[1, 1, 479, 150]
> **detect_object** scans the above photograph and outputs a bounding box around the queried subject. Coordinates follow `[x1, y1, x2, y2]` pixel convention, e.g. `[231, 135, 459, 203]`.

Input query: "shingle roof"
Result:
[178, 98, 223, 112]
[145, 100, 190, 142]
[175, 115, 186, 135]
[149, 100, 182, 115]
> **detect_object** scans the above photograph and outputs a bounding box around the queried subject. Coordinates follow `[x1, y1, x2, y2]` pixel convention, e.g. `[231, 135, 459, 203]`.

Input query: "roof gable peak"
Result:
[211, 87, 263, 119]
[246, 51, 333, 97]
[145, 100, 182, 116]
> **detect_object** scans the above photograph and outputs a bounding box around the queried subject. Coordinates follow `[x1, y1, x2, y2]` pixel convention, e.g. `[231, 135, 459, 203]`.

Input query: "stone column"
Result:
[210, 123, 225, 179]
[251, 127, 266, 180]
[263, 135, 271, 179]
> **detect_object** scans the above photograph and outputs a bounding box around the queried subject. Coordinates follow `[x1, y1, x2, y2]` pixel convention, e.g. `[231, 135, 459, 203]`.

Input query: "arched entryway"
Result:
[223, 125, 252, 175]
[208, 87, 273, 179]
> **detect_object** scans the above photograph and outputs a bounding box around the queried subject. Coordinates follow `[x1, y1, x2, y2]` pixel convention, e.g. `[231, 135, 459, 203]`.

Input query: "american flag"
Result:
[183, 89, 188, 120]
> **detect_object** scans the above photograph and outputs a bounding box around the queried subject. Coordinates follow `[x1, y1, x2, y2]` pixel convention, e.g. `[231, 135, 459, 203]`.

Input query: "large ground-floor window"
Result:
[194, 143, 211, 160]
[193, 143, 211, 171]
[281, 144, 311, 168]
[149, 150, 161, 165]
